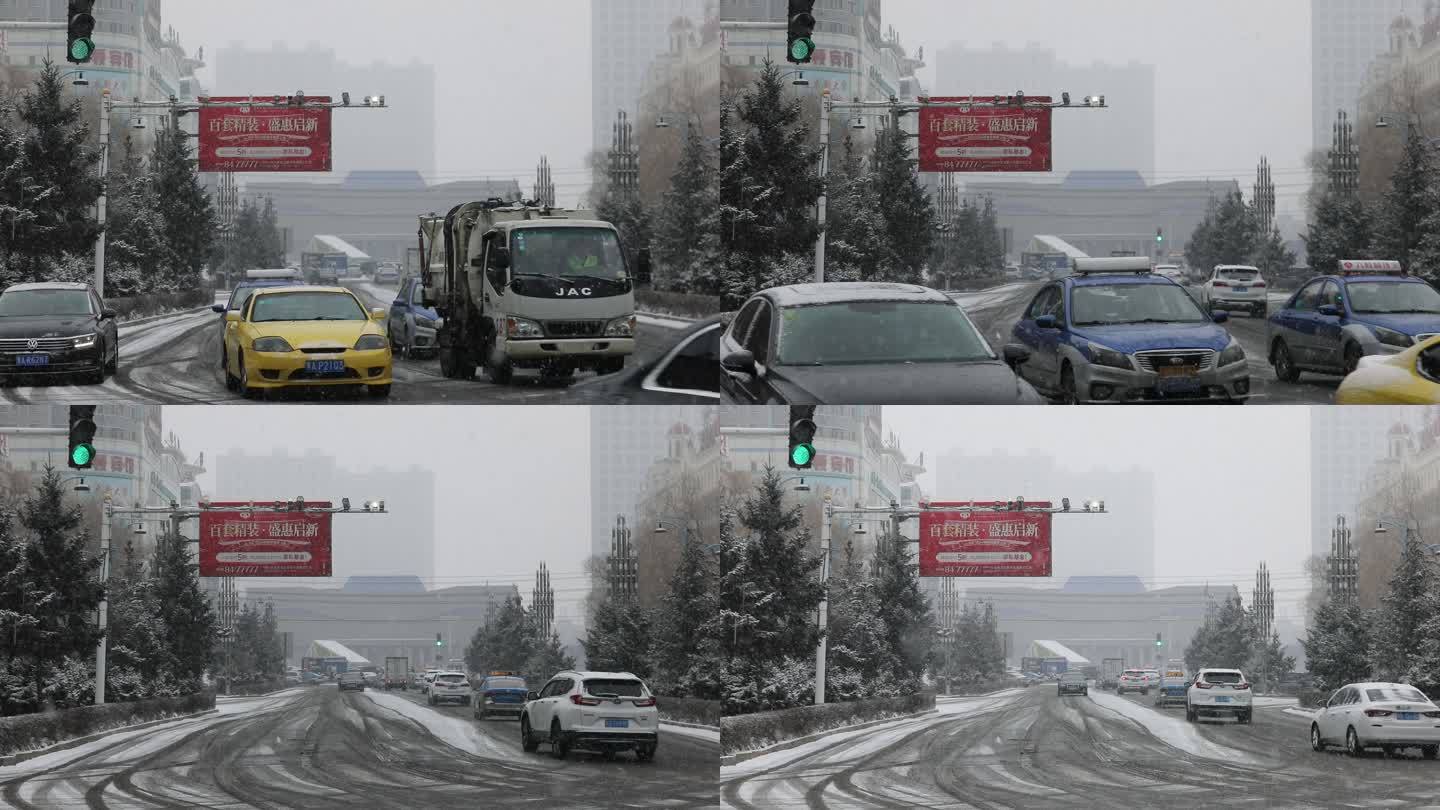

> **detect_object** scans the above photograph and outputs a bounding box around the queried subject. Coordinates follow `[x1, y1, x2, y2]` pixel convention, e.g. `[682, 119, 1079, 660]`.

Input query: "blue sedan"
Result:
[1008, 258, 1249, 404]
[1266, 260, 1440, 381]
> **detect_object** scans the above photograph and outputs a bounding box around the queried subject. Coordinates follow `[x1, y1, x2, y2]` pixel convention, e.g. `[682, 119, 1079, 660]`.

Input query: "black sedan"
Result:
[338, 671, 366, 691]
[0, 282, 119, 384]
[565, 316, 720, 403]
[719, 282, 1044, 404]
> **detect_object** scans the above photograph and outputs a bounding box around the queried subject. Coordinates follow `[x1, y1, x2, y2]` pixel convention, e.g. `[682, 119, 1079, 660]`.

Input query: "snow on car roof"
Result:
[761, 282, 951, 308]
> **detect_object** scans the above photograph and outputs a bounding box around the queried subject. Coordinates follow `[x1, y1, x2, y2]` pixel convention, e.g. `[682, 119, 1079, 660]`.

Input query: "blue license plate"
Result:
[16, 354, 48, 367]
[1398, 712, 1420, 720]
[306, 360, 345, 374]
[1214, 696, 1230, 703]
[605, 718, 628, 728]
[1158, 376, 1202, 394]
[1232, 286, 1247, 292]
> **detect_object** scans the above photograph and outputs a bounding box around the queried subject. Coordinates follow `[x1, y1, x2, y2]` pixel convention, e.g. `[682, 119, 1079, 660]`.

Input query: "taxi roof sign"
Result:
[1338, 259, 1405, 275]
[1072, 256, 1154, 275]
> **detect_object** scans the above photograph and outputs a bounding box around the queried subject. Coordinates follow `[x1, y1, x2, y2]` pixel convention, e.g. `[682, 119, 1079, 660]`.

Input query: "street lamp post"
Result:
[1373, 515, 1440, 556]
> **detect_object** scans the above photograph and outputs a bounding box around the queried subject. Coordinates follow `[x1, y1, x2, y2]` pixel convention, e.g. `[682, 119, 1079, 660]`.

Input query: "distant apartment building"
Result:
[1352, 411, 1440, 610]
[1310, 406, 1406, 559]
[1312, 0, 1410, 152]
[592, 0, 708, 152]
[933, 42, 1155, 178]
[590, 406, 712, 560]
[934, 448, 1156, 584]
[213, 448, 435, 586]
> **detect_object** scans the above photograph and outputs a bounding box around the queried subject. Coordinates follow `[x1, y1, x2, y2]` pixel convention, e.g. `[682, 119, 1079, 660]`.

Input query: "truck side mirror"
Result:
[493, 247, 511, 270]
[636, 249, 653, 285]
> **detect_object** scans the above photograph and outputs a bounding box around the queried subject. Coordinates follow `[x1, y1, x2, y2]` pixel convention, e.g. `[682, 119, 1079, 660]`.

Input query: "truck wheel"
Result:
[597, 357, 624, 375]
[488, 356, 513, 385]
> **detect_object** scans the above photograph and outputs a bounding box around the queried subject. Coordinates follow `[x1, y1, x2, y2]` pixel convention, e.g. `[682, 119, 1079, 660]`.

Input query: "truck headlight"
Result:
[252, 337, 294, 353]
[1372, 325, 1414, 349]
[1218, 339, 1246, 367]
[1083, 341, 1133, 371]
[605, 315, 636, 338]
[506, 317, 545, 339]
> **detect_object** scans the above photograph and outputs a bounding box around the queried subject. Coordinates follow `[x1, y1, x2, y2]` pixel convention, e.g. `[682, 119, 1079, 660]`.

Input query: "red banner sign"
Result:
[199, 502, 333, 577]
[919, 502, 1052, 577]
[919, 97, 1053, 173]
[199, 97, 333, 173]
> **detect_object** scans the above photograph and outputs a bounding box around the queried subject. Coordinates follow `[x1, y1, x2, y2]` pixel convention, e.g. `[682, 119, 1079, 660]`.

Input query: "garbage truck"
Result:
[420, 200, 650, 384]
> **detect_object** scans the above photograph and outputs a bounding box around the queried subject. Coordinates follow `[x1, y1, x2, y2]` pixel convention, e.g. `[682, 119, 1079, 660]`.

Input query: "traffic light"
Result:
[1156, 633, 1163, 647]
[67, 406, 96, 470]
[1156, 227, 1164, 244]
[435, 633, 443, 647]
[66, 1, 97, 65]
[786, 0, 817, 65]
[788, 405, 817, 470]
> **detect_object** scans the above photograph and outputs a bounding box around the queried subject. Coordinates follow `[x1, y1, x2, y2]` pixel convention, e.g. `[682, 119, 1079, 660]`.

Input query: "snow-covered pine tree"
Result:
[869, 534, 933, 690]
[1370, 530, 1439, 682]
[1185, 191, 1259, 273]
[869, 126, 933, 284]
[150, 525, 216, 691]
[1250, 226, 1297, 279]
[654, 126, 719, 295]
[1304, 192, 1372, 275]
[732, 468, 824, 663]
[9, 62, 101, 278]
[523, 628, 575, 687]
[466, 594, 535, 675]
[1302, 597, 1371, 692]
[651, 522, 719, 698]
[1371, 129, 1440, 270]
[824, 540, 892, 700]
[1184, 593, 1253, 672]
[104, 134, 173, 296]
[150, 124, 215, 290]
[581, 594, 653, 677]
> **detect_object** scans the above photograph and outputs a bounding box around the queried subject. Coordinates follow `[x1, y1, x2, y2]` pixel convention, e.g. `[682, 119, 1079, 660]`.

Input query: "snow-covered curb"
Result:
[1087, 689, 1270, 766]
[119, 305, 212, 328]
[720, 708, 936, 767]
[661, 721, 720, 743]
[358, 690, 512, 759]
[0, 708, 218, 767]
[1283, 706, 1320, 719]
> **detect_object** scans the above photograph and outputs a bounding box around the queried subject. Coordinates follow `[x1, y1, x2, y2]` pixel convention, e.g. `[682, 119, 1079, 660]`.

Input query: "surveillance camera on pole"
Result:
[786, 0, 817, 65]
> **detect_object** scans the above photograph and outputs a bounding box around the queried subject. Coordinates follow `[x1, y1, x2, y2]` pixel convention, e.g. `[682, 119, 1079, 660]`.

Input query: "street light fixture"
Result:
[73, 479, 90, 493]
[793, 479, 812, 493]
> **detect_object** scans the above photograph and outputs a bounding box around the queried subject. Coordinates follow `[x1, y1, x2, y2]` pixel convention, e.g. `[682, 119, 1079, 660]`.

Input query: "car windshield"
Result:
[485, 677, 526, 690]
[340, 672, 362, 681]
[250, 292, 367, 323]
[436, 674, 466, 684]
[0, 289, 92, 317]
[1122, 670, 1143, 677]
[1366, 686, 1430, 703]
[1217, 268, 1259, 281]
[776, 301, 994, 365]
[1060, 672, 1084, 682]
[1204, 671, 1244, 684]
[1345, 280, 1440, 314]
[584, 678, 645, 698]
[512, 227, 628, 282]
[1071, 283, 1209, 326]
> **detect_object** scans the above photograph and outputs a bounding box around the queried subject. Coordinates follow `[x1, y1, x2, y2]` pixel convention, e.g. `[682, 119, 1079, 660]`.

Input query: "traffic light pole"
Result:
[94, 498, 389, 705]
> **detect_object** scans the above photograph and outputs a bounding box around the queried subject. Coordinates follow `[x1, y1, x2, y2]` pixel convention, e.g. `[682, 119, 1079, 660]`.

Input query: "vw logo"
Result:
[26, 339, 37, 350]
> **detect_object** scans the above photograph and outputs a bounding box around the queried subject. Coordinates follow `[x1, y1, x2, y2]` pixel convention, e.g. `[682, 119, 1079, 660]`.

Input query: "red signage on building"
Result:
[199, 502, 333, 577]
[919, 97, 1053, 173]
[919, 502, 1052, 577]
[199, 97, 333, 173]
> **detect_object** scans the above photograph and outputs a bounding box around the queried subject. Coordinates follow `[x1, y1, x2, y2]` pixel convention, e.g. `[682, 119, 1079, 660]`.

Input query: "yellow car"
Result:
[221, 286, 393, 399]
[1335, 334, 1440, 404]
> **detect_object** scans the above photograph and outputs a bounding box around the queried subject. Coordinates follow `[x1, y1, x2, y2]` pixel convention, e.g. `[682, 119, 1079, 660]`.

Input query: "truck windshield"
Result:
[512, 227, 628, 282]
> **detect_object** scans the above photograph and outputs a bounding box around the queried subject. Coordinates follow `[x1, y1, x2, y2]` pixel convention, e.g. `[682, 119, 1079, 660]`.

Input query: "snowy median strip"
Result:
[359, 690, 512, 759]
[1086, 689, 1270, 766]
[636, 312, 695, 330]
[661, 722, 720, 743]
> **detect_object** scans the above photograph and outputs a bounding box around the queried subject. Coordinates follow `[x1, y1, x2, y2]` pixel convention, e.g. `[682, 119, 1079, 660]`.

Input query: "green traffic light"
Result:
[69, 38, 93, 62]
[791, 443, 814, 466]
[790, 37, 814, 62]
[71, 443, 93, 467]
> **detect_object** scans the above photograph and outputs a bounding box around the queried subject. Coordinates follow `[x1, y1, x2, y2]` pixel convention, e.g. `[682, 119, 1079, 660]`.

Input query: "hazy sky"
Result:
[882, 406, 1312, 624]
[165, 0, 593, 197]
[884, 1, 1312, 217]
[163, 405, 594, 619]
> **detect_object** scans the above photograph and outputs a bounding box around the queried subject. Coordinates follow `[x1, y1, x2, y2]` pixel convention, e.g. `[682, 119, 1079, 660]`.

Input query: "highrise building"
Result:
[932, 42, 1155, 177]
[213, 448, 435, 585]
[1311, 0, 1409, 152]
[214, 42, 436, 178]
[592, 0, 707, 152]
[589, 406, 710, 558]
[1309, 406, 1406, 558]
[934, 449, 1156, 584]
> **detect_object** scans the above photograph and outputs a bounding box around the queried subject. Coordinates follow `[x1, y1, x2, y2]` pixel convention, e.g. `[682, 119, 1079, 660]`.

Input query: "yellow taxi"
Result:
[221, 286, 393, 399]
[1335, 334, 1440, 404]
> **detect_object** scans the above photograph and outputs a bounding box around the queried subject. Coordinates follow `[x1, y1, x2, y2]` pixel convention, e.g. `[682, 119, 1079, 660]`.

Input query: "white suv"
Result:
[1310, 682, 1440, 758]
[427, 671, 471, 706]
[1201, 265, 1268, 316]
[520, 670, 659, 762]
[1186, 668, 1252, 723]
[1116, 669, 1151, 695]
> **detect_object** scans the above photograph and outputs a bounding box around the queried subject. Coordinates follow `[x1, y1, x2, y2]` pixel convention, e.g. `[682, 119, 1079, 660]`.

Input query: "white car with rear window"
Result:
[520, 670, 659, 762]
[1311, 682, 1440, 759]
[1116, 668, 1151, 695]
[1201, 265, 1269, 317]
[427, 671, 471, 706]
[1186, 667, 1253, 723]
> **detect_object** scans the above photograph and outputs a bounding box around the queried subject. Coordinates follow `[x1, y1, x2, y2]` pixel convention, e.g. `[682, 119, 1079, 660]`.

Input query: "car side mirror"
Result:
[371, 308, 387, 321]
[1035, 314, 1060, 330]
[721, 349, 757, 376]
[1002, 343, 1031, 367]
[1211, 310, 1229, 324]
[636, 248, 653, 285]
[100, 309, 116, 320]
[1318, 304, 1342, 317]
[211, 304, 225, 314]
[527, 690, 539, 701]
[224, 311, 242, 323]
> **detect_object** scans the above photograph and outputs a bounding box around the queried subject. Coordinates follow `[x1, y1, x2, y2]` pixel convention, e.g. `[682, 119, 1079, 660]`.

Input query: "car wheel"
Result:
[636, 742, 656, 763]
[1272, 340, 1301, 382]
[1421, 744, 1438, 760]
[1059, 364, 1080, 405]
[550, 719, 568, 760]
[520, 716, 538, 752]
[1185, 704, 1195, 722]
[1310, 723, 1325, 751]
[1346, 726, 1363, 757]
[237, 355, 259, 399]
[368, 383, 391, 399]
[1344, 343, 1363, 375]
